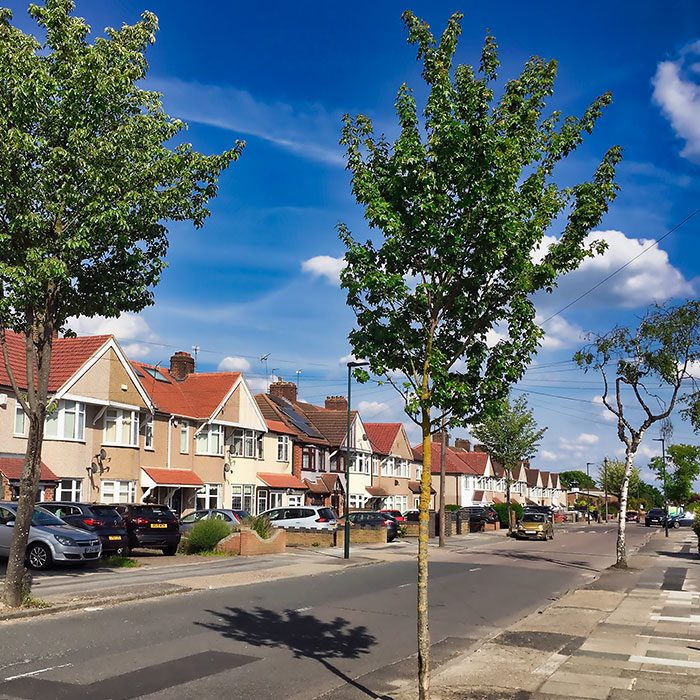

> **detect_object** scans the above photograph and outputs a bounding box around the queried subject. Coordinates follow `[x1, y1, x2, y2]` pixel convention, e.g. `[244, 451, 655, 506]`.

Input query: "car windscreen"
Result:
[318, 508, 336, 520]
[90, 506, 122, 523]
[233, 511, 250, 520]
[522, 513, 545, 523]
[132, 506, 175, 519]
[31, 508, 66, 526]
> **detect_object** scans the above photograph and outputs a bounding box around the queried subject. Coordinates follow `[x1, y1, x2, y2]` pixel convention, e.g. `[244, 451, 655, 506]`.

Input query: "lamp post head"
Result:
[347, 360, 370, 369]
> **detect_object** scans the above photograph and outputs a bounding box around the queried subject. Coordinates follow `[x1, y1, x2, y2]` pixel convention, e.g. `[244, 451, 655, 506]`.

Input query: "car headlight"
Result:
[54, 535, 77, 546]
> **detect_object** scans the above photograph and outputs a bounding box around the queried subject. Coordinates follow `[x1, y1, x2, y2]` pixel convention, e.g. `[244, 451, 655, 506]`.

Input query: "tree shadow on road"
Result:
[197, 606, 391, 699]
[491, 550, 598, 572]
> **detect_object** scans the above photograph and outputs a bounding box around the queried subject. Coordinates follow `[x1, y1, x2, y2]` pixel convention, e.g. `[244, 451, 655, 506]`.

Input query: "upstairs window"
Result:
[180, 420, 189, 454]
[103, 408, 138, 447]
[144, 414, 154, 449]
[14, 404, 27, 437]
[45, 400, 86, 441]
[230, 428, 262, 458]
[277, 435, 289, 462]
[196, 423, 224, 456]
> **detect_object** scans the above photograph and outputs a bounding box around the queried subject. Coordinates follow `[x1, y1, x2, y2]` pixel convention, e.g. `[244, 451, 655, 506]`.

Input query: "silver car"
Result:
[0, 502, 102, 570]
[179, 508, 250, 534]
[259, 506, 338, 531]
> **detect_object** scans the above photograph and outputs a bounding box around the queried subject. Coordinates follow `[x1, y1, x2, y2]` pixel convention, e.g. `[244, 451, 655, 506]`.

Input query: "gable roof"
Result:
[526, 468, 541, 488]
[131, 360, 240, 420]
[292, 402, 357, 447]
[0, 331, 111, 393]
[265, 419, 298, 436]
[364, 423, 402, 455]
[413, 443, 483, 475]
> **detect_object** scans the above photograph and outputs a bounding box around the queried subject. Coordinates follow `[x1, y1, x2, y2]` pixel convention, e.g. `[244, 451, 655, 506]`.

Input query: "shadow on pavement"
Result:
[197, 606, 390, 699]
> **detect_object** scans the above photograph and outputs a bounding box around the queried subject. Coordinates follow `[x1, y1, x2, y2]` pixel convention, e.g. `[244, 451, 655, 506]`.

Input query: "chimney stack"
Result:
[169, 351, 195, 381]
[454, 438, 471, 452]
[432, 429, 450, 446]
[325, 395, 348, 412]
[473, 444, 489, 453]
[269, 380, 298, 403]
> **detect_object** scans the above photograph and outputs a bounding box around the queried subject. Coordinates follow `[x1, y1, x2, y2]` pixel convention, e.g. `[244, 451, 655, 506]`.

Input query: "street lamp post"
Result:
[586, 462, 595, 524]
[653, 437, 669, 538]
[345, 360, 370, 559]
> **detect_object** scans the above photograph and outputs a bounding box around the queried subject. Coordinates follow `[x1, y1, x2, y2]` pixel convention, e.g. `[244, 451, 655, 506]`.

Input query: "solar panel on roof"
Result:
[143, 366, 170, 383]
[268, 395, 324, 439]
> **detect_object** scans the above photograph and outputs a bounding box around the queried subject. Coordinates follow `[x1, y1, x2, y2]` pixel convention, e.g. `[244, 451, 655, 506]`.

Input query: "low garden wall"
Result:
[345, 525, 387, 544]
[284, 528, 336, 548]
[216, 527, 286, 556]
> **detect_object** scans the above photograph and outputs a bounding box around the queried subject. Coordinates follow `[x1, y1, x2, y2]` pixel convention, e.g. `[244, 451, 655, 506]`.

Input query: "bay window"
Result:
[103, 408, 138, 446]
[196, 423, 224, 455]
[196, 484, 220, 510]
[230, 428, 261, 458]
[101, 480, 136, 504]
[45, 400, 85, 441]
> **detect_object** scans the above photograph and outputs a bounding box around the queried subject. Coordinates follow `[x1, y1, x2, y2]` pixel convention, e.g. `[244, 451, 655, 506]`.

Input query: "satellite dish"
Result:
[99, 448, 107, 461]
[223, 463, 231, 473]
[90, 462, 99, 474]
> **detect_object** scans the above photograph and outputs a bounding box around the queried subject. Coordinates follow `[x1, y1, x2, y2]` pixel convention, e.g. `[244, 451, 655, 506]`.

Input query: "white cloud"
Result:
[339, 354, 359, 365]
[67, 313, 156, 359]
[592, 395, 617, 422]
[540, 450, 558, 461]
[149, 77, 344, 166]
[537, 314, 584, 350]
[218, 356, 251, 372]
[653, 42, 700, 162]
[558, 432, 601, 457]
[302, 255, 346, 285]
[535, 230, 694, 310]
[245, 374, 279, 396]
[357, 400, 390, 417]
[577, 433, 600, 445]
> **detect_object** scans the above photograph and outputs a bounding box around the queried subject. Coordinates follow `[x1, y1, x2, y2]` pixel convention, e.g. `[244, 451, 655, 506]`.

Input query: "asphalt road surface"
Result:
[0, 525, 650, 700]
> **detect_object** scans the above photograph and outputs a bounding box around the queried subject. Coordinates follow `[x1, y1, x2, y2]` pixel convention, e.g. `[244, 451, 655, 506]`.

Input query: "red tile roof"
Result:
[254, 394, 328, 445]
[131, 361, 240, 419]
[408, 480, 436, 494]
[295, 404, 357, 447]
[0, 455, 58, 481]
[265, 419, 297, 436]
[413, 443, 485, 475]
[366, 486, 390, 497]
[256, 473, 306, 490]
[364, 423, 402, 455]
[0, 331, 111, 392]
[142, 467, 204, 486]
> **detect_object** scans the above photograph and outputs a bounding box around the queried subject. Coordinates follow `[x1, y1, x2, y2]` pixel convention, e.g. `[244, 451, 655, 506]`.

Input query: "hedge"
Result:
[492, 501, 523, 527]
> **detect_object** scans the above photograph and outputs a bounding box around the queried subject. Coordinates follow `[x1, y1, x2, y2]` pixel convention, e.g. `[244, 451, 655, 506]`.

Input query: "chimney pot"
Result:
[169, 351, 195, 381]
[324, 395, 348, 412]
[432, 429, 450, 446]
[269, 380, 298, 403]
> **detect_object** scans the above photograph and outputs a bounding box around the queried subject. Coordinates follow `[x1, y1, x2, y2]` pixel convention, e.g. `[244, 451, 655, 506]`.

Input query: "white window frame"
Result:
[231, 484, 255, 513]
[103, 408, 138, 447]
[56, 478, 82, 502]
[351, 452, 370, 475]
[14, 403, 27, 437]
[101, 479, 136, 504]
[44, 400, 86, 441]
[287, 493, 303, 507]
[196, 483, 220, 510]
[269, 491, 284, 509]
[398, 459, 409, 478]
[348, 494, 363, 509]
[230, 428, 261, 458]
[196, 423, 224, 456]
[381, 457, 394, 476]
[180, 420, 189, 454]
[277, 435, 290, 462]
[144, 414, 154, 450]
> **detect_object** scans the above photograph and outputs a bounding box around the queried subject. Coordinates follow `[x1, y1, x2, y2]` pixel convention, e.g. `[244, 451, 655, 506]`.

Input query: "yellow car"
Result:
[516, 512, 554, 541]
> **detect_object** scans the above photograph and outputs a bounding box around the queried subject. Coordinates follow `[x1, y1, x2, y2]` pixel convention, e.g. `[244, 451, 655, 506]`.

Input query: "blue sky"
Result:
[7, 1, 700, 485]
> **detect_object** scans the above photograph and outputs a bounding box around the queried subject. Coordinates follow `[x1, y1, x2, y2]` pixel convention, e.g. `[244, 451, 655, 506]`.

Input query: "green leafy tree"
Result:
[637, 482, 664, 509]
[559, 469, 597, 490]
[576, 302, 700, 567]
[0, 0, 242, 607]
[599, 460, 640, 500]
[339, 11, 620, 697]
[471, 395, 546, 532]
[649, 444, 700, 507]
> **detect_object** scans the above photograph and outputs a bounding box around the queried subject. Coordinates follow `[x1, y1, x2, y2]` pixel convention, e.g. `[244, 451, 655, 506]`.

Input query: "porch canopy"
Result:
[365, 486, 390, 498]
[141, 467, 204, 489]
[408, 480, 436, 495]
[257, 473, 306, 490]
[0, 454, 58, 482]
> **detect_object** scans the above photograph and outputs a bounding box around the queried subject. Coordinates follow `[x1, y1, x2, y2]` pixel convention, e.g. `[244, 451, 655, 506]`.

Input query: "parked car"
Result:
[403, 509, 420, 522]
[340, 510, 398, 542]
[0, 502, 101, 570]
[259, 506, 338, 531]
[112, 504, 181, 555]
[40, 502, 129, 556]
[483, 506, 499, 524]
[456, 506, 489, 528]
[179, 508, 250, 534]
[669, 511, 695, 528]
[625, 510, 640, 523]
[644, 508, 667, 527]
[380, 509, 405, 522]
[523, 505, 554, 521]
[515, 512, 554, 541]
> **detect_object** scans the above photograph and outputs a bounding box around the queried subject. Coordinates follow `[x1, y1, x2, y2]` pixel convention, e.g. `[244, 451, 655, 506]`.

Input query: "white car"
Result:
[259, 506, 337, 531]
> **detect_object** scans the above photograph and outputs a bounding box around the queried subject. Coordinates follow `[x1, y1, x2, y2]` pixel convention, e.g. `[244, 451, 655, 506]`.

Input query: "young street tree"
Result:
[471, 395, 546, 533]
[649, 444, 700, 507]
[0, 0, 242, 607]
[576, 301, 700, 567]
[339, 11, 620, 697]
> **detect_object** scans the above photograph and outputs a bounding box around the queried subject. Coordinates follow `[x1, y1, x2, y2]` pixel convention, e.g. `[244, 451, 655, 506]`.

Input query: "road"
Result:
[0, 525, 650, 700]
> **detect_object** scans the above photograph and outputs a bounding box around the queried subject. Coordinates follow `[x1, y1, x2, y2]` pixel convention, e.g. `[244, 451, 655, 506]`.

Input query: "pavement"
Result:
[0, 523, 653, 699]
[417, 527, 699, 700]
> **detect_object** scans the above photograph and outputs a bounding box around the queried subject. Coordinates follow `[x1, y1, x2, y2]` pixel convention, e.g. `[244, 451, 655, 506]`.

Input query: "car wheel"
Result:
[673, 521, 680, 529]
[114, 545, 130, 557]
[162, 544, 178, 556]
[26, 542, 52, 571]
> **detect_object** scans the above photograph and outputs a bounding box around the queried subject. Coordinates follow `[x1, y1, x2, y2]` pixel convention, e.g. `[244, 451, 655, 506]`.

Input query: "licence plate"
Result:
[86, 547, 100, 553]
[108, 535, 122, 541]
[151, 523, 167, 529]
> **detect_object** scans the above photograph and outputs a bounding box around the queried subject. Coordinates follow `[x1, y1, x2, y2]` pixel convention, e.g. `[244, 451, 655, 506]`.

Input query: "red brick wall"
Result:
[292, 443, 303, 480]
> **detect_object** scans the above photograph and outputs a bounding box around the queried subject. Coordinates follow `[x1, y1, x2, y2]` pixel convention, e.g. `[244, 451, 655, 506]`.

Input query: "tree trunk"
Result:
[3, 410, 46, 606]
[417, 408, 432, 700]
[438, 418, 446, 548]
[615, 441, 639, 568]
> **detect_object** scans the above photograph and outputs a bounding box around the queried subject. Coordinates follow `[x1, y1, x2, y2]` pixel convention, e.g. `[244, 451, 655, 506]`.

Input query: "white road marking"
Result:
[650, 614, 700, 622]
[5, 664, 72, 681]
[398, 583, 411, 588]
[469, 568, 481, 572]
[294, 606, 312, 613]
[630, 655, 700, 670]
[83, 607, 103, 612]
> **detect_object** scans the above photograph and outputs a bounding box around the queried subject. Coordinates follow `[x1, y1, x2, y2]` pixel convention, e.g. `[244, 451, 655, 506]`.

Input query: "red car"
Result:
[380, 509, 405, 522]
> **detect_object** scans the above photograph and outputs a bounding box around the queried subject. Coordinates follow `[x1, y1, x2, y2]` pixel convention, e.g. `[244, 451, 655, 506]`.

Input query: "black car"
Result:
[457, 506, 489, 527]
[644, 508, 667, 527]
[113, 504, 181, 555]
[40, 502, 129, 556]
[343, 511, 399, 542]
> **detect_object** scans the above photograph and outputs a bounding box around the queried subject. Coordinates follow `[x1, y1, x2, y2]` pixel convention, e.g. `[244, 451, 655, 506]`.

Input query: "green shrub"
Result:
[693, 511, 700, 538]
[444, 504, 461, 512]
[492, 502, 523, 527]
[187, 517, 232, 553]
[241, 515, 273, 540]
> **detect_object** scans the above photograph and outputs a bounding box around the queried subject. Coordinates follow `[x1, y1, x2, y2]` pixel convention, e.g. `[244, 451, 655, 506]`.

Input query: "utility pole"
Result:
[586, 462, 595, 524]
[438, 419, 446, 548]
[603, 457, 609, 523]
